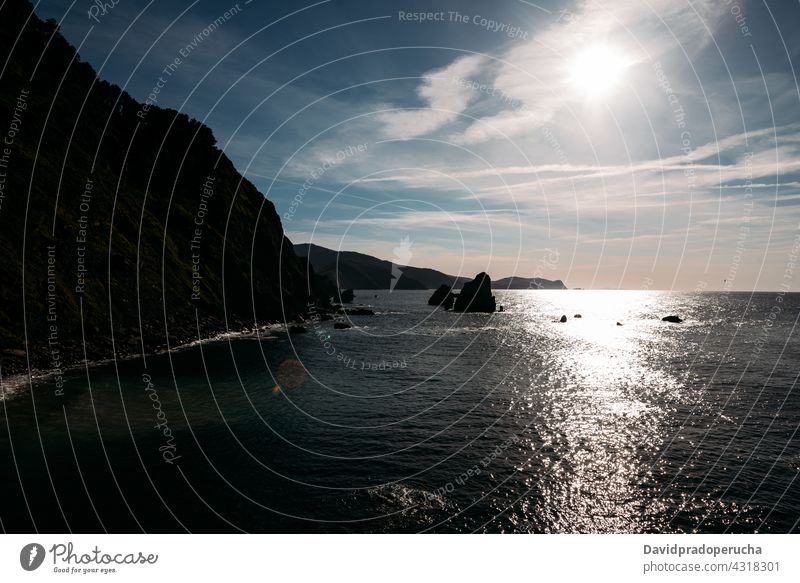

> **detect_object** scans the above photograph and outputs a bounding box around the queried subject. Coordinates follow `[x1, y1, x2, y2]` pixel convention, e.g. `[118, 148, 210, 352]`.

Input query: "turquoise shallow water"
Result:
[1, 290, 799, 532]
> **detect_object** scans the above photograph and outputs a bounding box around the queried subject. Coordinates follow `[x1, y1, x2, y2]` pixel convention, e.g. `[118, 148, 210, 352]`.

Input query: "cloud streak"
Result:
[376, 54, 486, 139]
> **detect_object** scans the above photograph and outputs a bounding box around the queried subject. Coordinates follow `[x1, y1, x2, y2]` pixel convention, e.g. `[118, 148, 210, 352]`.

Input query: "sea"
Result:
[1, 290, 799, 533]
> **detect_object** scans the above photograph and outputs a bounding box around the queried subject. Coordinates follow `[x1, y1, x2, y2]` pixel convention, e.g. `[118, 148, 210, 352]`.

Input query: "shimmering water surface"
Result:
[1, 291, 799, 532]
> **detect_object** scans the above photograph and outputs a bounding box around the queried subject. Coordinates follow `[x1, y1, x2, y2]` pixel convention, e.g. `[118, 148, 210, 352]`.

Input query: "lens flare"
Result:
[568, 44, 632, 100]
[272, 358, 307, 394]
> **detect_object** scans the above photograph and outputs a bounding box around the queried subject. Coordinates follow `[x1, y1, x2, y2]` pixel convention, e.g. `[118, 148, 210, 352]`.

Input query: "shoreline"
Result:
[0, 322, 289, 400]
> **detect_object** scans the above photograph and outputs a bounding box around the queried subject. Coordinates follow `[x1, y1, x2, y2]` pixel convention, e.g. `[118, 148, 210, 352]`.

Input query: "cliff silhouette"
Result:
[0, 0, 327, 376]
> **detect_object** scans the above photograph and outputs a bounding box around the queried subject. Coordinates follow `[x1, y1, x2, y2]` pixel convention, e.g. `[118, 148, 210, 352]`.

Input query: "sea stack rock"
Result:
[559, 315, 567, 323]
[662, 315, 683, 323]
[452, 273, 496, 313]
[428, 284, 456, 309]
[340, 289, 355, 303]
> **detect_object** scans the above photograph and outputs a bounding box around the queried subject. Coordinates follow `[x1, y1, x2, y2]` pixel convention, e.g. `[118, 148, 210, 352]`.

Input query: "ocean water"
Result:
[1, 290, 799, 533]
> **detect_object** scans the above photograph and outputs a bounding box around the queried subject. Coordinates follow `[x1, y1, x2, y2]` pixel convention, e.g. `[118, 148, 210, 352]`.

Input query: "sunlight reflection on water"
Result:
[4, 291, 799, 533]
[500, 291, 685, 531]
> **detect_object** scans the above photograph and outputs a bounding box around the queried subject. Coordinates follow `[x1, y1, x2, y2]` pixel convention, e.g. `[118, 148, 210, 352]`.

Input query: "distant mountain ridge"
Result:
[295, 244, 567, 290]
[295, 244, 469, 290]
[494, 276, 567, 290]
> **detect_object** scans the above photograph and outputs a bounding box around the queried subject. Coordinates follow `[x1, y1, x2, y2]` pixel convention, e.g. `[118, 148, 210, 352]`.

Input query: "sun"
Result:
[567, 44, 632, 100]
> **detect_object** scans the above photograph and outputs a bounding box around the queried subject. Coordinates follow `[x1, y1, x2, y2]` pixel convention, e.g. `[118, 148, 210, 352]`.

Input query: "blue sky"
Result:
[36, 0, 800, 290]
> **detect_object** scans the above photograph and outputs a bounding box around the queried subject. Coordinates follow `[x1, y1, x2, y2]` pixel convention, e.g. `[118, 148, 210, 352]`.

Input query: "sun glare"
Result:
[567, 44, 631, 100]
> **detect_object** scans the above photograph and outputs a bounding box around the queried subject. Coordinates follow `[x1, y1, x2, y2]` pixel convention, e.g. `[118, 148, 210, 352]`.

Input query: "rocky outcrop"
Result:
[662, 315, 683, 323]
[428, 284, 456, 309]
[452, 273, 496, 313]
[428, 284, 450, 305]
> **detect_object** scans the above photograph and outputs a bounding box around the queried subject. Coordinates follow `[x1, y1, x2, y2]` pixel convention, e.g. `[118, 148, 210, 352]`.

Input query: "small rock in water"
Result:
[574, 314, 582, 318]
[559, 315, 567, 323]
[662, 315, 683, 323]
[616, 321, 623, 326]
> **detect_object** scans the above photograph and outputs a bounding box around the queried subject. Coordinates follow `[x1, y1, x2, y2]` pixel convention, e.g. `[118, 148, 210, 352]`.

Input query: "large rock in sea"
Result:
[452, 273, 496, 313]
[428, 284, 450, 305]
[428, 284, 456, 309]
[662, 315, 683, 323]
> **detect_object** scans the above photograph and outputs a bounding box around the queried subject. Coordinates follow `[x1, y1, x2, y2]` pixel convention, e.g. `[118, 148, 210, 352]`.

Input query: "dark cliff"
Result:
[0, 0, 323, 375]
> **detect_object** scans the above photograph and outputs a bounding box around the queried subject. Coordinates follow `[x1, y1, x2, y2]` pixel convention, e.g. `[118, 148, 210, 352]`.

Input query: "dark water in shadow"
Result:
[1, 291, 799, 532]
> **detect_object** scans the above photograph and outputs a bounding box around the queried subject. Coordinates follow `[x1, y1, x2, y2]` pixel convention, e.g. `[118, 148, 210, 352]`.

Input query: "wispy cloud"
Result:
[438, 0, 730, 145]
[353, 126, 799, 201]
[375, 54, 486, 139]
